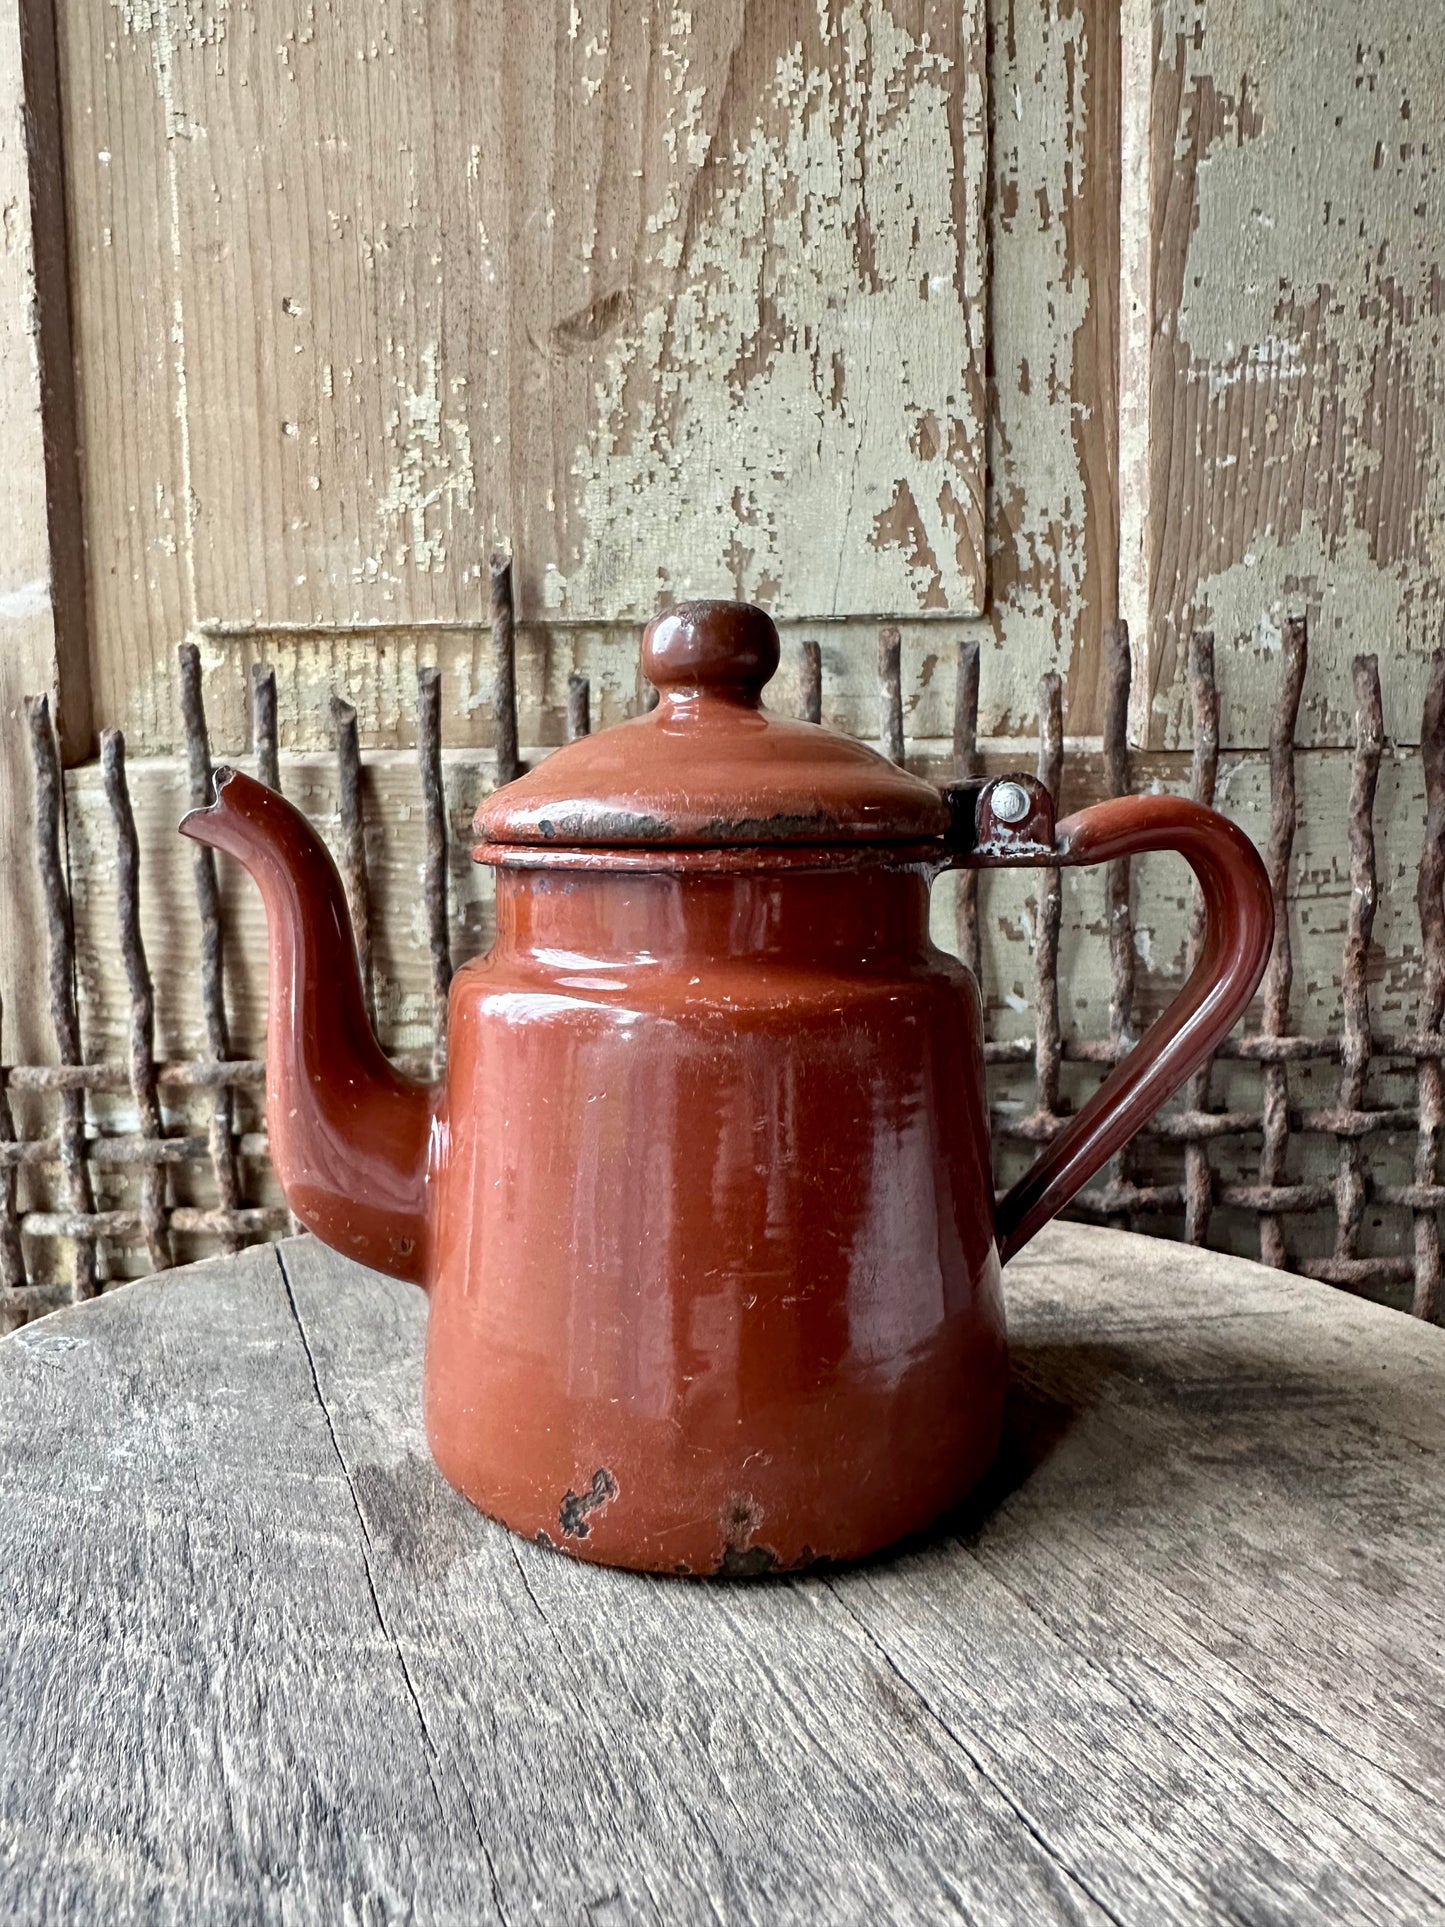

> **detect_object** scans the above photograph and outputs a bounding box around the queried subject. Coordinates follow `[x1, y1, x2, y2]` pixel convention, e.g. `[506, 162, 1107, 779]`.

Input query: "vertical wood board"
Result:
[0, 0, 67, 1063]
[57, 0, 990, 749]
[983, 0, 1119, 737]
[1139, 0, 1444, 748]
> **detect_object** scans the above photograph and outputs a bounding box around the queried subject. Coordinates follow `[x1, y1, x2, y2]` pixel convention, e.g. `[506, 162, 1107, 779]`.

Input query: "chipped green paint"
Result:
[982, 0, 1104, 735]
[1145, 0, 1444, 749]
[556, 0, 989, 622]
[378, 346, 476, 578]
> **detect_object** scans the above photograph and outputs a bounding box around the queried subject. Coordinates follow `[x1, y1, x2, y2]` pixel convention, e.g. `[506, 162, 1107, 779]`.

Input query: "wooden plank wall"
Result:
[42, 0, 1122, 753]
[1126, 0, 1443, 750]
[31, 0, 1445, 750]
[56, 0, 996, 752]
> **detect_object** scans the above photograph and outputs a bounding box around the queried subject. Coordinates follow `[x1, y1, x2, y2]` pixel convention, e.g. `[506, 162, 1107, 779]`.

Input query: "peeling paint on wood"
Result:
[56, 0, 1437, 761]
[59, 0, 993, 754]
[1140, 0, 1444, 748]
[985, 0, 1118, 738]
[556, 0, 988, 622]
[51, 0, 1119, 755]
[377, 345, 476, 577]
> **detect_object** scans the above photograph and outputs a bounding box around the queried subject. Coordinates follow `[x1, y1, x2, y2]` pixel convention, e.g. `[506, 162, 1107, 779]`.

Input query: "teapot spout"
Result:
[180, 767, 435, 1284]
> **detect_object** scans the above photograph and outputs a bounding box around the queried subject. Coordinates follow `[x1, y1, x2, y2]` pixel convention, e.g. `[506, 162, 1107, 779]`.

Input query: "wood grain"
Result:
[43, 0, 1123, 760]
[0, 0, 72, 1065]
[985, 0, 1120, 741]
[56, 0, 989, 750]
[1057, 0, 1120, 736]
[1, 1222, 1442, 1921]
[1137, 0, 1445, 750]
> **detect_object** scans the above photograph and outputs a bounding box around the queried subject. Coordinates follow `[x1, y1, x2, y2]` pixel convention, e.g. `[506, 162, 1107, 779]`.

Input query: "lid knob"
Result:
[642, 601, 780, 706]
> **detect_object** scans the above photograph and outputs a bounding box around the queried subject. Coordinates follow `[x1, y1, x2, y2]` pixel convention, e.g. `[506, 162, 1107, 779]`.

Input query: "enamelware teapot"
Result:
[181, 602, 1272, 1574]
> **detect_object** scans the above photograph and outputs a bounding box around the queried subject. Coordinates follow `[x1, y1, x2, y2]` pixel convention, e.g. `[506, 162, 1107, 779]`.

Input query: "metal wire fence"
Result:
[2, 572, 1442, 1328]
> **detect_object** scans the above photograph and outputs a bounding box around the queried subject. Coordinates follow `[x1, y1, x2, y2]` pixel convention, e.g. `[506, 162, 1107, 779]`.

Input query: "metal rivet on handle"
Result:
[992, 780, 1030, 824]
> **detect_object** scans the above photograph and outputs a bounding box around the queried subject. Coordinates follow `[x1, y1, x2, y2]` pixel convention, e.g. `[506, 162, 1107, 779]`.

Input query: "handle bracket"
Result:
[943, 774, 1057, 863]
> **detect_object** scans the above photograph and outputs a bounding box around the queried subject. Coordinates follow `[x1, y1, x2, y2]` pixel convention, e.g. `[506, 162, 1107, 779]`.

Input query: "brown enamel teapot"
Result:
[181, 602, 1272, 1574]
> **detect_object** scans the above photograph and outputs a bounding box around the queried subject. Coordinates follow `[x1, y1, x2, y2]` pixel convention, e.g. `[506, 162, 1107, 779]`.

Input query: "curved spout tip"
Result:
[179, 764, 243, 845]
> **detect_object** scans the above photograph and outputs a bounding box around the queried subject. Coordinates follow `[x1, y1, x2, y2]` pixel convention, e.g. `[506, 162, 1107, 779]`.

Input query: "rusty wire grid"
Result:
[1, 583, 1443, 1330]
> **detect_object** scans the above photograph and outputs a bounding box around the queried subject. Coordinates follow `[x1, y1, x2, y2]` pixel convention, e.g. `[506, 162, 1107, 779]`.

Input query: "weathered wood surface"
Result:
[2, 1222, 1442, 1923]
[45, 0, 1120, 754]
[1131, 0, 1444, 750]
[56, 0, 988, 737]
[0, 0, 80, 1065]
[37, 0, 1445, 770]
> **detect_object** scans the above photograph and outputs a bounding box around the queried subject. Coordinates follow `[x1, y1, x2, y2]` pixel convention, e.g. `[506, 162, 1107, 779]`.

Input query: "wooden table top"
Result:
[1, 1224, 1442, 1925]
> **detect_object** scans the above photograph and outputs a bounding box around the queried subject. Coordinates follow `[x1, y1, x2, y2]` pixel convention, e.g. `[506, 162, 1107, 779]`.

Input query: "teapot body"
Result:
[179, 605, 1275, 1577]
[426, 851, 1007, 1573]
[175, 605, 1271, 1580]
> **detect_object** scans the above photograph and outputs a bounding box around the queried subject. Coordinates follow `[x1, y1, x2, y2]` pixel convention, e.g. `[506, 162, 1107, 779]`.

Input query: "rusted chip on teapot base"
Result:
[558, 1468, 619, 1541]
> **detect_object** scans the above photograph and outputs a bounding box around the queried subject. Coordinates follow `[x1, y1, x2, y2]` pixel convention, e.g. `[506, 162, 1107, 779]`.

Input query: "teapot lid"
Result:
[473, 601, 950, 850]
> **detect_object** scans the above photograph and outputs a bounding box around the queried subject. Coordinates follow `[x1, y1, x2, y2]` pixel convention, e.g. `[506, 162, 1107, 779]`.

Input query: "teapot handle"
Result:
[945, 777, 1274, 1264]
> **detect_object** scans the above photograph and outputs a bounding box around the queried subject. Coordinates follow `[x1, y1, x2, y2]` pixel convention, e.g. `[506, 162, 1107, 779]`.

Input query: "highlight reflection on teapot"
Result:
[181, 601, 1272, 1575]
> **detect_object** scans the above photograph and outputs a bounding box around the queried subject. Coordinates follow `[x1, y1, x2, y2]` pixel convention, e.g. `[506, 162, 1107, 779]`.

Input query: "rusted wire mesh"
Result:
[2, 588, 1442, 1330]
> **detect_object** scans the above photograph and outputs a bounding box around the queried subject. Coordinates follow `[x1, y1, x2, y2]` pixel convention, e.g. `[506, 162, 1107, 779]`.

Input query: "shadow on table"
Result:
[853, 1304, 1445, 1578]
[831, 1335, 1114, 1576]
